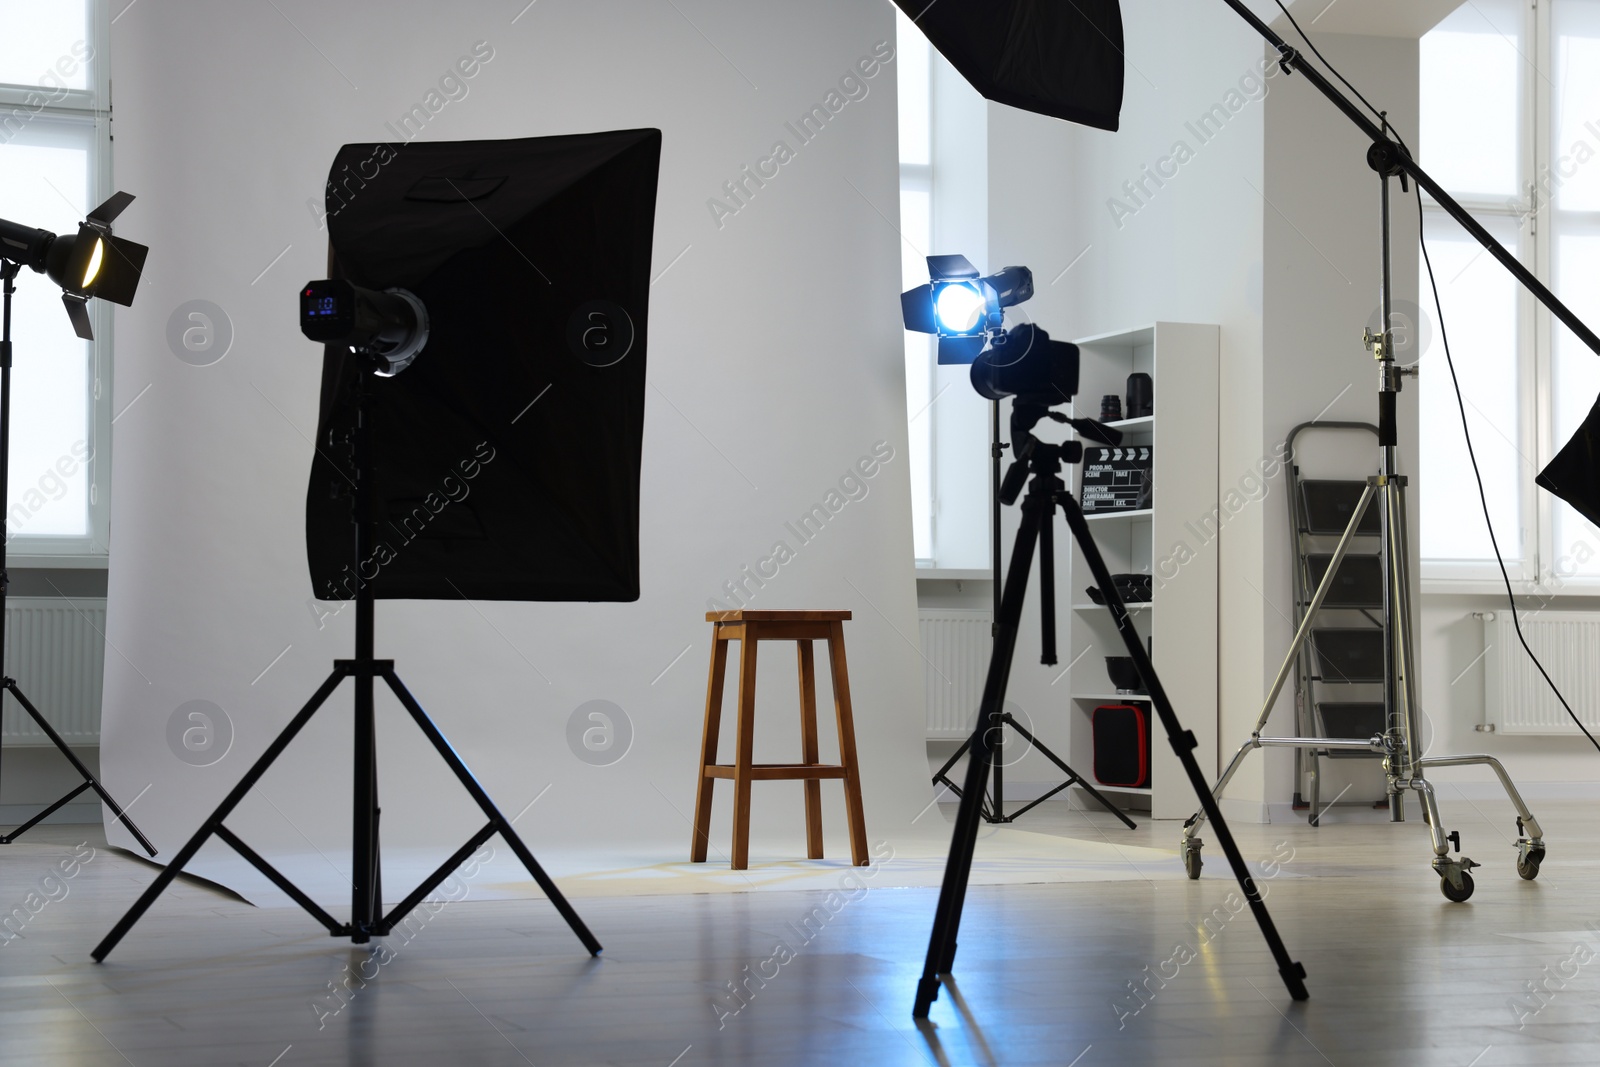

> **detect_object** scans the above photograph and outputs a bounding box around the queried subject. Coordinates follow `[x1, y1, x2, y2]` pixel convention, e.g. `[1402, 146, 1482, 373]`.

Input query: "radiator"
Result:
[1482, 610, 1600, 735]
[0, 597, 106, 747]
[919, 608, 991, 738]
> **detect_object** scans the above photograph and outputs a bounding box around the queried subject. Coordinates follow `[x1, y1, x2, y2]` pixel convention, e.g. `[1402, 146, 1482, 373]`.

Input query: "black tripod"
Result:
[914, 403, 1308, 1018]
[0, 261, 154, 855]
[929, 400, 1135, 827]
[92, 365, 599, 960]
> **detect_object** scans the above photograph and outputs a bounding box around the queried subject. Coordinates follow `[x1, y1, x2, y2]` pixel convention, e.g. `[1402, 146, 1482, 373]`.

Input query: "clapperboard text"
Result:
[1081, 446, 1153, 514]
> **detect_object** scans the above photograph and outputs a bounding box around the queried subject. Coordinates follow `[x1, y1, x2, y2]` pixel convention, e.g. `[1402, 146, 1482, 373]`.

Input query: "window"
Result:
[0, 1, 111, 561]
[1420, 0, 1600, 588]
[898, 10, 934, 563]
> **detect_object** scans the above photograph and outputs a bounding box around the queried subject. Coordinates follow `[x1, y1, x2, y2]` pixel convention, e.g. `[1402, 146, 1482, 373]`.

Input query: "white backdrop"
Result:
[98, 0, 932, 888]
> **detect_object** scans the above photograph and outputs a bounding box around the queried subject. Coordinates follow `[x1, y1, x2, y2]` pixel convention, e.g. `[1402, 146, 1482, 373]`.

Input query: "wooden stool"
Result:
[690, 610, 869, 870]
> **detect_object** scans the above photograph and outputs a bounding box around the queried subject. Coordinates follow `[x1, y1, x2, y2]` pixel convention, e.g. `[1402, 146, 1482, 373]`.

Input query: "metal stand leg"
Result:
[930, 709, 1134, 826]
[0, 681, 157, 854]
[1180, 482, 1378, 859]
[94, 368, 600, 961]
[1178, 155, 1548, 903]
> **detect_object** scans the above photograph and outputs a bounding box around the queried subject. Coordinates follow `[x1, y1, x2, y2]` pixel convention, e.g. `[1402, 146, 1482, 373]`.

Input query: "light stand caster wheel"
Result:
[1181, 843, 1202, 880]
[1516, 842, 1545, 881]
[1439, 870, 1474, 902]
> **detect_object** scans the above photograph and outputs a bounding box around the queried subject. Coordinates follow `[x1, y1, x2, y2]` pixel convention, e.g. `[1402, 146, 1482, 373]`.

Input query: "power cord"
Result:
[1272, 0, 1600, 753]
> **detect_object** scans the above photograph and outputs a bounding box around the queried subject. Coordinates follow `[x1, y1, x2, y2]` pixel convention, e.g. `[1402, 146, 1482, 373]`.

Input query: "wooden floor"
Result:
[2, 795, 1598, 1066]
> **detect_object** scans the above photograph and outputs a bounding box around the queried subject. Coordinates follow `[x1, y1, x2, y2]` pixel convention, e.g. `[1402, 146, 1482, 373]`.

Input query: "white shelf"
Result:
[1084, 784, 1153, 796]
[1058, 321, 1220, 820]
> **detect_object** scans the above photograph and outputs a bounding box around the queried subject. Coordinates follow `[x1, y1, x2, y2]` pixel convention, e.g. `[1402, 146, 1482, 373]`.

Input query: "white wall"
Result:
[927, 52, 991, 572]
[99, 0, 932, 874]
[982, 0, 1271, 803]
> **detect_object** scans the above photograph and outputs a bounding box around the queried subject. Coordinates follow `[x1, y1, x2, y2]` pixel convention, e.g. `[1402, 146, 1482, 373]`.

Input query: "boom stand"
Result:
[929, 399, 1136, 826]
[914, 406, 1308, 1018]
[0, 261, 154, 855]
[1182, 4, 1552, 904]
[92, 365, 599, 960]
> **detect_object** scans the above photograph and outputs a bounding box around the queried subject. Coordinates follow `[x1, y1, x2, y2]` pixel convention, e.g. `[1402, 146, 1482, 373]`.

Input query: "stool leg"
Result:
[731, 636, 759, 870]
[825, 621, 869, 866]
[797, 641, 824, 860]
[690, 634, 730, 863]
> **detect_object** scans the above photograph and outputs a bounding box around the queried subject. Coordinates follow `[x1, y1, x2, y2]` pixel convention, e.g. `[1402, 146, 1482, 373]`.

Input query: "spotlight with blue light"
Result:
[901, 254, 1034, 364]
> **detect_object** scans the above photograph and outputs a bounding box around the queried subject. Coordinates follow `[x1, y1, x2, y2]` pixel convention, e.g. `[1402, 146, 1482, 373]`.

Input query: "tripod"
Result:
[0, 261, 154, 855]
[1178, 135, 1545, 903]
[929, 400, 1136, 826]
[92, 365, 599, 960]
[914, 403, 1308, 1018]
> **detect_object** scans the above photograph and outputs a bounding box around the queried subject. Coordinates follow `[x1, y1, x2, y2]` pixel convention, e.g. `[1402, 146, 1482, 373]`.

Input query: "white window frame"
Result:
[1420, 0, 1600, 595]
[0, 0, 112, 567]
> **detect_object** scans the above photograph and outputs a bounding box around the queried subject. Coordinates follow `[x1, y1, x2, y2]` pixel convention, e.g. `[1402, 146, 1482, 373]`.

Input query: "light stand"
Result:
[1179, 4, 1565, 902]
[929, 397, 1135, 825]
[92, 363, 600, 960]
[914, 404, 1309, 1018]
[0, 260, 154, 855]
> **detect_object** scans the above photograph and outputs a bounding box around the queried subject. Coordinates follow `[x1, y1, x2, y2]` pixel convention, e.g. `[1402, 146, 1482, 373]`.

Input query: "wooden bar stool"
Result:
[690, 610, 868, 870]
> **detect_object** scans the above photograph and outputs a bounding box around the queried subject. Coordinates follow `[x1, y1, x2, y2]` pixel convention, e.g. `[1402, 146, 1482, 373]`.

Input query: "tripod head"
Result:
[998, 399, 1123, 506]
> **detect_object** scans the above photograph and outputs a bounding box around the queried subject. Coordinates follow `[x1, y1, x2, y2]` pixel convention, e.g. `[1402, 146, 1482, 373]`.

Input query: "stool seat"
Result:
[691, 610, 868, 869]
[706, 610, 853, 621]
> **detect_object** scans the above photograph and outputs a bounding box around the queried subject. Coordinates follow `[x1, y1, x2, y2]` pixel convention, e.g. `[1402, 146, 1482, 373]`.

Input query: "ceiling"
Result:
[1271, 0, 1467, 39]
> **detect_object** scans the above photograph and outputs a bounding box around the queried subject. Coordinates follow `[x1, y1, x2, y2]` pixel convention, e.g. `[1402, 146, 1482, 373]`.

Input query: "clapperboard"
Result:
[1081, 446, 1153, 513]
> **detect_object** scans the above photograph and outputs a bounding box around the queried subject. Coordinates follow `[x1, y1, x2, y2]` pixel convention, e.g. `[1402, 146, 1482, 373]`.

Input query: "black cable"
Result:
[1275, 0, 1600, 752]
[1272, 0, 1390, 134]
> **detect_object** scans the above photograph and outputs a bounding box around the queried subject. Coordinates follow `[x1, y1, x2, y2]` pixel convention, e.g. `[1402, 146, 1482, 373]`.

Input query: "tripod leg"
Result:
[914, 488, 1046, 1018]
[1002, 716, 1136, 829]
[5, 682, 158, 855]
[381, 671, 602, 956]
[1, 781, 90, 841]
[931, 732, 971, 785]
[92, 669, 349, 961]
[929, 730, 1002, 823]
[1059, 492, 1310, 1001]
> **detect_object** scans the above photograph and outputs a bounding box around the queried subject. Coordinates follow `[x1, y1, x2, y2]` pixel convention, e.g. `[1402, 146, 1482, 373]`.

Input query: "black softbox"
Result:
[1539, 396, 1600, 529]
[893, 0, 1125, 132]
[305, 130, 662, 602]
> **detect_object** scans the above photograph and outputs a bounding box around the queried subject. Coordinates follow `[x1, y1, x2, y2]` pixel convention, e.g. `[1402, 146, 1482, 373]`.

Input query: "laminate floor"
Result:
[2, 794, 1597, 1066]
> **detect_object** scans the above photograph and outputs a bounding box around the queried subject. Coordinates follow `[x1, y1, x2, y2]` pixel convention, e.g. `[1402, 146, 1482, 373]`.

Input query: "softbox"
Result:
[893, 0, 1125, 132]
[1539, 394, 1600, 529]
[305, 129, 662, 602]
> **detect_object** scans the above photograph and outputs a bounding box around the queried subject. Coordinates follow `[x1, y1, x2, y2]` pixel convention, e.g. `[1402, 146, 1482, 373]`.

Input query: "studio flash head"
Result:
[300, 278, 429, 376]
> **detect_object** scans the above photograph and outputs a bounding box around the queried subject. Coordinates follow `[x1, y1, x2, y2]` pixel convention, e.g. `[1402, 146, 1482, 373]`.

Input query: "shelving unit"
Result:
[1062, 323, 1220, 820]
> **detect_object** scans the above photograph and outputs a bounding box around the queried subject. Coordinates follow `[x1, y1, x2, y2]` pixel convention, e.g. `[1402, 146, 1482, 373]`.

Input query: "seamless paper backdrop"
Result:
[100, 0, 932, 894]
